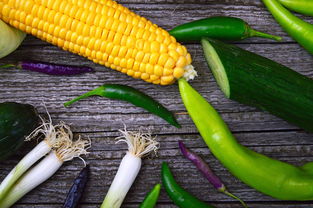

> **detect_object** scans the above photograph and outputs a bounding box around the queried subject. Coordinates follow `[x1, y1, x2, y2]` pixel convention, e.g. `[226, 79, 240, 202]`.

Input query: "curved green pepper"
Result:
[64, 84, 180, 128]
[278, 0, 313, 16]
[162, 162, 215, 208]
[178, 78, 313, 200]
[169, 16, 281, 42]
[139, 184, 161, 208]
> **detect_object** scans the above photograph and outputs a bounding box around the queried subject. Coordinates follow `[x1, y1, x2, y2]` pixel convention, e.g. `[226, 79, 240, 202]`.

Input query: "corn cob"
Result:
[0, 0, 196, 85]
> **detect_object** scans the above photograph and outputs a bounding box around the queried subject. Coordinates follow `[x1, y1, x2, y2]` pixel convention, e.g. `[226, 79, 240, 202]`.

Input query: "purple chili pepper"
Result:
[16, 60, 93, 75]
[178, 141, 248, 208]
[179, 141, 225, 191]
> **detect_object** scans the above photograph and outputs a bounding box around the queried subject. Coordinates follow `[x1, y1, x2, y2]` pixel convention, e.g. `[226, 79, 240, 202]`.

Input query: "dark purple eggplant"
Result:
[1, 61, 93, 75]
[178, 141, 248, 208]
[63, 165, 89, 208]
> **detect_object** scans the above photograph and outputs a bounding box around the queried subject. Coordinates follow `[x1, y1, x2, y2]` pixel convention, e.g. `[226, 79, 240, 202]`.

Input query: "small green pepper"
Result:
[169, 16, 282, 42]
[162, 162, 215, 208]
[178, 78, 313, 200]
[139, 184, 161, 208]
[64, 84, 180, 128]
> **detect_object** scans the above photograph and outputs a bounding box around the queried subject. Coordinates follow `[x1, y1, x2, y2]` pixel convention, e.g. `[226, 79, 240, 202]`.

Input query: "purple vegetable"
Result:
[178, 141, 224, 191]
[63, 165, 89, 208]
[178, 141, 248, 208]
[0, 61, 93, 75]
[19, 61, 93, 75]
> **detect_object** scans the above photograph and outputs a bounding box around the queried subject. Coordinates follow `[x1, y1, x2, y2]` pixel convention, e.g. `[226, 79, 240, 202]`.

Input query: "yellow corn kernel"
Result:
[173, 67, 185, 79]
[132, 72, 140, 78]
[175, 46, 184, 56]
[118, 46, 128, 57]
[133, 62, 140, 71]
[141, 73, 149, 80]
[176, 56, 187, 67]
[139, 63, 146, 73]
[153, 80, 161, 85]
[113, 57, 120, 66]
[164, 57, 175, 69]
[154, 65, 163, 76]
[120, 58, 127, 68]
[145, 64, 154, 74]
[125, 49, 133, 59]
[143, 42, 150, 53]
[149, 53, 159, 65]
[135, 51, 145, 62]
[186, 53, 192, 64]
[150, 75, 159, 81]
[113, 33, 122, 45]
[142, 53, 150, 63]
[159, 43, 168, 53]
[158, 53, 169, 66]
[127, 59, 134, 68]
[161, 75, 174, 85]
[151, 41, 160, 53]
[127, 70, 134, 76]
[168, 50, 179, 61]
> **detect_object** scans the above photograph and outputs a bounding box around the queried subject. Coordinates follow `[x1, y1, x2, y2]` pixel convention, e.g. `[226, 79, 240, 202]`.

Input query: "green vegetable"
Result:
[162, 162, 214, 208]
[0, 102, 39, 160]
[179, 78, 313, 200]
[262, 0, 313, 55]
[201, 38, 313, 133]
[278, 0, 313, 16]
[0, 19, 26, 59]
[169, 16, 281, 42]
[139, 184, 161, 208]
[64, 84, 180, 128]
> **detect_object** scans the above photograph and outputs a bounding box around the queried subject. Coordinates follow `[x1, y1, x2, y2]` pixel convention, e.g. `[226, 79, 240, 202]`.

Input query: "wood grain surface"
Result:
[1, 0, 313, 207]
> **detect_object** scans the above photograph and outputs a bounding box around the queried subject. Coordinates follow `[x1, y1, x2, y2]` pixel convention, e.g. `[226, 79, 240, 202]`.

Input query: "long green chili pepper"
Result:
[139, 184, 161, 208]
[263, 0, 313, 55]
[169, 16, 282, 42]
[64, 84, 180, 128]
[162, 162, 215, 208]
[178, 78, 313, 200]
[278, 0, 313, 16]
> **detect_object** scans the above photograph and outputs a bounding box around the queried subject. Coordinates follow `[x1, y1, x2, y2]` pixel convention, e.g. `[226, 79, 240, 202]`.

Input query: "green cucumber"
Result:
[201, 38, 313, 132]
[0, 102, 40, 160]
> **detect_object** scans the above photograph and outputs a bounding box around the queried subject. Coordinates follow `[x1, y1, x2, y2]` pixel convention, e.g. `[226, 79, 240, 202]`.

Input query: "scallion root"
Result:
[115, 126, 159, 158]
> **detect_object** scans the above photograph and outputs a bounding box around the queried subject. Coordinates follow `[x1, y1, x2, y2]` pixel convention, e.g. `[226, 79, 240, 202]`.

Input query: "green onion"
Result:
[0, 112, 90, 208]
[0, 137, 90, 208]
[0, 115, 68, 201]
[100, 127, 159, 208]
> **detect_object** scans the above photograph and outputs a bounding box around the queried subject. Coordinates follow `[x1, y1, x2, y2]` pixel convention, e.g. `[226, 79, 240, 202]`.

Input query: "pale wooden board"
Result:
[0, 0, 313, 207]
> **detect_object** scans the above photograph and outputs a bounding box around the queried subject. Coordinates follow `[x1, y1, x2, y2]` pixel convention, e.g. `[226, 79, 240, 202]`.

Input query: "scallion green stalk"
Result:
[100, 128, 159, 208]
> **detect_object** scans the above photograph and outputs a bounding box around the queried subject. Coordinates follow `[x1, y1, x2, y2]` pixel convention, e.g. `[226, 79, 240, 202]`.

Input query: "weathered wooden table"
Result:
[1, 0, 313, 207]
